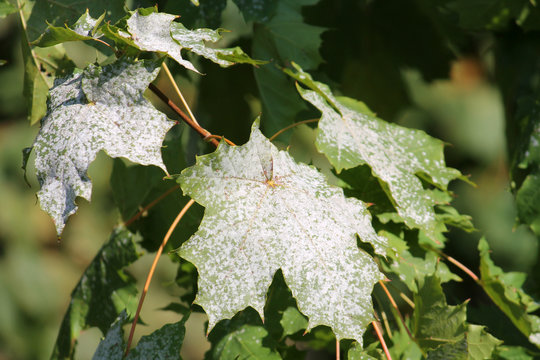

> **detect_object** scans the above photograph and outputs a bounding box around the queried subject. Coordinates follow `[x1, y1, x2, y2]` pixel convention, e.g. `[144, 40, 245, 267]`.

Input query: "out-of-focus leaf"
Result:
[287, 64, 461, 240]
[162, 0, 226, 29]
[0, 0, 16, 18]
[494, 345, 535, 359]
[448, 0, 528, 31]
[32, 10, 105, 47]
[211, 325, 281, 360]
[232, 0, 278, 22]
[413, 275, 468, 351]
[253, 0, 325, 139]
[92, 311, 128, 360]
[125, 313, 190, 359]
[51, 228, 141, 359]
[478, 238, 540, 347]
[178, 120, 388, 344]
[29, 59, 174, 235]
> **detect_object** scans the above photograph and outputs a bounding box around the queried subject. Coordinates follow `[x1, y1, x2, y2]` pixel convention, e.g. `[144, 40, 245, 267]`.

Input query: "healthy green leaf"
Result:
[211, 325, 281, 360]
[253, 0, 325, 139]
[125, 313, 190, 359]
[232, 0, 278, 22]
[32, 10, 105, 47]
[478, 238, 540, 347]
[116, 10, 261, 73]
[286, 64, 461, 239]
[0, 0, 16, 18]
[29, 59, 174, 235]
[51, 228, 141, 359]
[413, 275, 468, 351]
[466, 325, 502, 360]
[178, 121, 388, 344]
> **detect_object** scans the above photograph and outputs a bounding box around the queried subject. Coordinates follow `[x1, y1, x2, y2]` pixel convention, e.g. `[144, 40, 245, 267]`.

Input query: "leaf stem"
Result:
[435, 250, 480, 283]
[203, 134, 236, 146]
[336, 339, 340, 360]
[148, 83, 220, 147]
[123, 185, 180, 227]
[378, 280, 412, 339]
[372, 318, 393, 360]
[125, 199, 195, 356]
[269, 119, 319, 142]
[162, 62, 200, 126]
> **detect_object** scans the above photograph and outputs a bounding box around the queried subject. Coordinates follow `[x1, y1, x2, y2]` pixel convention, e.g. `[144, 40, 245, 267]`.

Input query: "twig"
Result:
[372, 319, 393, 360]
[123, 185, 180, 227]
[125, 199, 195, 356]
[336, 339, 340, 360]
[436, 250, 480, 283]
[378, 280, 412, 339]
[269, 119, 319, 142]
[399, 292, 415, 309]
[148, 83, 220, 148]
[203, 134, 236, 146]
[162, 62, 200, 126]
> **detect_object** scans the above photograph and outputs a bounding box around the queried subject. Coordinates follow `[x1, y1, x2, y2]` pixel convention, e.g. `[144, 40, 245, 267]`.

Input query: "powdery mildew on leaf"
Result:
[124, 11, 257, 73]
[32, 59, 173, 235]
[288, 66, 460, 238]
[178, 121, 388, 344]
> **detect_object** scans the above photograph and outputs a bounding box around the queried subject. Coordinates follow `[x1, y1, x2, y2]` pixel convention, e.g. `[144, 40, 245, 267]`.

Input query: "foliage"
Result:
[2, 0, 540, 359]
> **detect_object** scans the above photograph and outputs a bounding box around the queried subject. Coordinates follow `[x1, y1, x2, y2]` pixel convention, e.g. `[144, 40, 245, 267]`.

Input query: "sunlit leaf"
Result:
[29, 58, 174, 235]
[211, 325, 281, 360]
[177, 121, 388, 344]
[286, 64, 461, 239]
[467, 325, 502, 360]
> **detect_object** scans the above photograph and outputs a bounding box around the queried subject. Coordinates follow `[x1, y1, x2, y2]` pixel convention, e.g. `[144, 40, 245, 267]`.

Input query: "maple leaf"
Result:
[178, 121, 388, 344]
[121, 10, 263, 73]
[285, 64, 461, 238]
[30, 59, 174, 235]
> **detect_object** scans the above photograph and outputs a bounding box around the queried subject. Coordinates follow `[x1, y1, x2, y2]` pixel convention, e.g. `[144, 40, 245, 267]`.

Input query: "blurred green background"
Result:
[0, 0, 539, 359]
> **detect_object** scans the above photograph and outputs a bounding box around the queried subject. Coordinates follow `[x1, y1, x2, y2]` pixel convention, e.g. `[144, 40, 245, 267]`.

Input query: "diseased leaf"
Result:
[178, 121, 388, 344]
[30, 59, 174, 235]
[118, 10, 261, 73]
[125, 314, 190, 359]
[51, 228, 140, 359]
[413, 275, 468, 351]
[286, 64, 461, 239]
[478, 238, 540, 347]
[92, 311, 128, 360]
[32, 10, 105, 47]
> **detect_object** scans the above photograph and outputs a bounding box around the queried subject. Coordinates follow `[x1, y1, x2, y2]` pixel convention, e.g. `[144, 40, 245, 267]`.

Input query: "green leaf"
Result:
[413, 275, 468, 351]
[0, 0, 17, 18]
[478, 238, 540, 347]
[24, 0, 126, 42]
[32, 10, 105, 47]
[449, 0, 528, 31]
[347, 341, 382, 360]
[252, 0, 325, 139]
[232, 0, 278, 22]
[286, 64, 461, 239]
[125, 313, 190, 359]
[51, 228, 141, 359]
[280, 307, 308, 337]
[30, 59, 174, 235]
[466, 325, 502, 360]
[494, 345, 535, 360]
[211, 324, 281, 360]
[116, 11, 260, 73]
[178, 121, 388, 344]
[426, 337, 467, 360]
[92, 311, 128, 360]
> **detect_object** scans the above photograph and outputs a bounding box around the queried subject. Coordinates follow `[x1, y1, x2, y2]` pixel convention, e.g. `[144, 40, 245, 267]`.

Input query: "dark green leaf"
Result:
[92, 311, 128, 360]
[413, 275, 468, 351]
[51, 228, 141, 359]
[126, 313, 190, 359]
[232, 0, 278, 22]
[211, 325, 281, 360]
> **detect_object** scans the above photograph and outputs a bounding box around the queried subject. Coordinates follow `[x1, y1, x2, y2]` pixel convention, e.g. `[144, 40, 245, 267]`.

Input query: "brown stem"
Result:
[203, 134, 236, 146]
[436, 250, 480, 283]
[124, 185, 180, 227]
[269, 119, 319, 142]
[124, 199, 196, 356]
[336, 339, 340, 360]
[148, 83, 220, 148]
[372, 319, 393, 360]
[378, 280, 412, 339]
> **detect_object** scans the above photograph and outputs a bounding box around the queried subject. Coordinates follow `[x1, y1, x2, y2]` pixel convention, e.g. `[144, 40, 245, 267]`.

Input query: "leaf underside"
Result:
[32, 59, 174, 235]
[178, 121, 388, 344]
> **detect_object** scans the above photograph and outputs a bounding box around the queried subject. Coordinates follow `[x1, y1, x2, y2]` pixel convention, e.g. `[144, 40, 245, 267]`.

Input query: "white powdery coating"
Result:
[179, 122, 387, 344]
[33, 60, 173, 235]
[296, 80, 460, 238]
[126, 12, 198, 73]
[72, 10, 97, 37]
